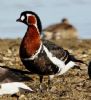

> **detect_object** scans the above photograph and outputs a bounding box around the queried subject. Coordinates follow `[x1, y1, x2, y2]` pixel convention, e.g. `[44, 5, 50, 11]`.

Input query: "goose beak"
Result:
[16, 18, 22, 22]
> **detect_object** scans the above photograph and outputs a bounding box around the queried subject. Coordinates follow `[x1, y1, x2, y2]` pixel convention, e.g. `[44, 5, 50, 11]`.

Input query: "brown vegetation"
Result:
[0, 39, 91, 100]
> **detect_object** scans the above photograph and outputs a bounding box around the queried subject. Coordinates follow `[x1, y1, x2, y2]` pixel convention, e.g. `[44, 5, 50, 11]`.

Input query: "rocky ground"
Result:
[0, 38, 91, 100]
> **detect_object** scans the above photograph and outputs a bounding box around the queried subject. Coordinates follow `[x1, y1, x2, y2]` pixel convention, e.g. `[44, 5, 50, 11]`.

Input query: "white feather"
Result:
[43, 45, 65, 71]
[43, 45, 76, 75]
[0, 82, 33, 96]
[57, 61, 76, 75]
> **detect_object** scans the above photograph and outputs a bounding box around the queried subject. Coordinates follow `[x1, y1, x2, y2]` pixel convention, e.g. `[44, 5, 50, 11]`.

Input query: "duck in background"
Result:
[43, 18, 78, 40]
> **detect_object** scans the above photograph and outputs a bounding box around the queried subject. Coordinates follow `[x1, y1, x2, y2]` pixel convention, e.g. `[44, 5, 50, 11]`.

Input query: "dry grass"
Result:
[0, 38, 91, 100]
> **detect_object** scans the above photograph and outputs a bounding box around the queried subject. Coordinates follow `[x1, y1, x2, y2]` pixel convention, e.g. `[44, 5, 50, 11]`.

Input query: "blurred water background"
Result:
[0, 0, 91, 39]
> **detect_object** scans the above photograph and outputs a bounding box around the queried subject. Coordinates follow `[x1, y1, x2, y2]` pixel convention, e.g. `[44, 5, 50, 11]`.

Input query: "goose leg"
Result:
[48, 75, 54, 91]
[39, 75, 43, 92]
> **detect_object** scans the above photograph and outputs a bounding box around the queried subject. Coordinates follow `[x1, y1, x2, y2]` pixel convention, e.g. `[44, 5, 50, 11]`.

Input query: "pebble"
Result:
[0, 39, 91, 100]
[19, 95, 27, 100]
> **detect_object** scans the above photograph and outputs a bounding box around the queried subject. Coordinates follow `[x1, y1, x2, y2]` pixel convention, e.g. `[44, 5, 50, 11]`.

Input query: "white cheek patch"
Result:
[21, 15, 25, 21]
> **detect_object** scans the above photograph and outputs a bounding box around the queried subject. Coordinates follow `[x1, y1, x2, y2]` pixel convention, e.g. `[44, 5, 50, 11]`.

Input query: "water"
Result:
[0, 0, 91, 39]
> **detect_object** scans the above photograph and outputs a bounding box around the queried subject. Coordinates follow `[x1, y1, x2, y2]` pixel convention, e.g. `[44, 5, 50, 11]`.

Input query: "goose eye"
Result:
[21, 15, 25, 21]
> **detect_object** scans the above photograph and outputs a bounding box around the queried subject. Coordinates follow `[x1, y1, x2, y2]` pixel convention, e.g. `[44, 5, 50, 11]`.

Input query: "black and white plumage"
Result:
[16, 11, 86, 90]
[0, 66, 33, 95]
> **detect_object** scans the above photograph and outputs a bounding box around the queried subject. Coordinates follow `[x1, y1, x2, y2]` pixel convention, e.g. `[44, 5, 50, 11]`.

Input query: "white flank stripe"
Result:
[57, 61, 76, 75]
[43, 45, 65, 72]
[43, 45, 76, 75]
[23, 42, 42, 60]
[0, 82, 33, 96]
